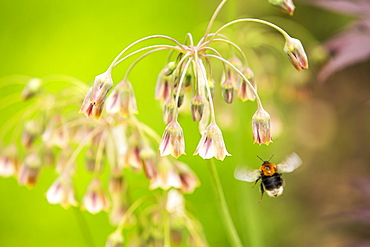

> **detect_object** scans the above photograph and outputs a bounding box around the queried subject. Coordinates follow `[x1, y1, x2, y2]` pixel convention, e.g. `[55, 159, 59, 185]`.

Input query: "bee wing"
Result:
[276, 152, 302, 173]
[234, 165, 260, 182]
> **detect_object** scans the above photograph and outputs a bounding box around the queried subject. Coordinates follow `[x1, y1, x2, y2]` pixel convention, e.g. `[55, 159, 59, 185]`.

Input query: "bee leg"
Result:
[258, 183, 265, 203]
[252, 176, 261, 188]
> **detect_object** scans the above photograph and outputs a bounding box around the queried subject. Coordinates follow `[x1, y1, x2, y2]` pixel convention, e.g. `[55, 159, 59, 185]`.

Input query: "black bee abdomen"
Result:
[261, 173, 283, 190]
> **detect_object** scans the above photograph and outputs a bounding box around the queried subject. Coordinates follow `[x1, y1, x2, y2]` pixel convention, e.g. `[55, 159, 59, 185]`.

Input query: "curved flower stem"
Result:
[113, 45, 184, 68]
[208, 159, 243, 247]
[200, 0, 228, 46]
[108, 35, 187, 70]
[203, 18, 290, 47]
[201, 54, 263, 109]
[123, 47, 168, 81]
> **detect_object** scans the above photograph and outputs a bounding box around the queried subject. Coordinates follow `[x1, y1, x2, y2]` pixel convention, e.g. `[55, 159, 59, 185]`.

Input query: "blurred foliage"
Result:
[0, 0, 369, 247]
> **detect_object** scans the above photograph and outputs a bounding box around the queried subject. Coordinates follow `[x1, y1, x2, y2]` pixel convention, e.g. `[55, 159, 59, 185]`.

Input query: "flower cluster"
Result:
[80, 4, 308, 159]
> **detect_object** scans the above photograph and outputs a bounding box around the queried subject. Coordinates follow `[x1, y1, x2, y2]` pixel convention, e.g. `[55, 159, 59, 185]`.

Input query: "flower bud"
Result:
[163, 98, 176, 124]
[82, 178, 110, 214]
[21, 120, 41, 149]
[159, 121, 186, 159]
[80, 72, 113, 119]
[284, 37, 309, 71]
[190, 95, 204, 121]
[221, 79, 234, 104]
[237, 67, 257, 101]
[18, 153, 42, 187]
[194, 122, 231, 160]
[163, 61, 177, 76]
[268, 0, 295, 15]
[252, 108, 272, 145]
[21, 78, 42, 100]
[46, 173, 78, 208]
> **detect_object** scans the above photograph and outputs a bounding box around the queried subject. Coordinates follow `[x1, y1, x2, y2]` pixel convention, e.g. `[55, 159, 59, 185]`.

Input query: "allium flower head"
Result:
[269, 0, 295, 15]
[194, 122, 231, 160]
[82, 178, 110, 214]
[80, 72, 113, 119]
[46, 173, 78, 208]
[159, 121, 186, 158]
[105, 80, 138, 117]
[284, 37, 309, 71]
[252, 108, 272, 145]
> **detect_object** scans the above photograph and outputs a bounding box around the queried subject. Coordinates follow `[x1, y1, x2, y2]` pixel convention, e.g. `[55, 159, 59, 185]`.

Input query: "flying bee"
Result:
[234, 153, 302, 202]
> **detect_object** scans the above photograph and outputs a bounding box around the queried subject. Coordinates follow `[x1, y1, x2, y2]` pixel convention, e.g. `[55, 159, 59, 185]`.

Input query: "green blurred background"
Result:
[1, 0, 369, 246]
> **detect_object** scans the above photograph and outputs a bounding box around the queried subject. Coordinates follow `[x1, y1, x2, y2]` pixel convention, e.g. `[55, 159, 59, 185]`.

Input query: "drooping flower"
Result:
[140, 145, 157, 180]
[21, 120, 41, 149]
[80, 72, 113, 119]
[105, 80, 138, 117]
[268, 0, 295, 15]
[159, 121, 186, 158]
[252, 108, 272, 145]
[21, 78, 42, 100]
[174, 161, 200, 194]
[46, 173, 78, 208]
[284, 37, 309, 71]
[221, 79, 234, 104]
[190, 95, 204, 122]
[237, 67, 256, 101]
[18, 153, 42, 187]
[150, 158, 182, 190]
[0, 145, 18, 177]
[194, 122, 231, 160]
[82, 178, 110, 214]
[155, 72, 172, 102]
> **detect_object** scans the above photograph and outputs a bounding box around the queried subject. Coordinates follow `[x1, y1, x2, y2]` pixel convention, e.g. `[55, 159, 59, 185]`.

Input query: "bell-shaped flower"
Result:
[46, 173, 78, 208]
[237, 67, 257, 101]
[18, 153, 42, 187]
[105, 80, 138, 117]
[159, 121, 185, 159]
[221, 79, 234, 104]
[284, 37, 308, 71]
[194, 122, 231, 160]
[82, 178, 110, 214]
[21, 120, 41, 149]
[252, 108, 272, 145]
[80, 72, 113, 119]
[155, 72, 172, 102]
[140, 145, 157, 180]
[191, 95, 204, 122]
[163, 98, 176, 124]
[0, 145, 18, 177]
[174, 162, 200, 194]
[268, 0, 295, 15]
[150, 158, 182, 190]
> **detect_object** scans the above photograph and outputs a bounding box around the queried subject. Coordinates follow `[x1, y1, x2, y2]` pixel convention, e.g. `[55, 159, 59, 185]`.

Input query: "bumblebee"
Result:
[234, 153, 302, 201]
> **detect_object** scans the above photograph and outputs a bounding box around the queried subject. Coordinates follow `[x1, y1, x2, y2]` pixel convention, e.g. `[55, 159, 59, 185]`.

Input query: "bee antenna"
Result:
[256, 155, 264, 162]
[268, 154, 274, 161]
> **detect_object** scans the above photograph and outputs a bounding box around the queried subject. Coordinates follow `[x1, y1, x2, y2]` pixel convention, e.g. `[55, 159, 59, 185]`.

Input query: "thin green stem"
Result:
[204, 18, 290, 47]
[73, 203, 96, 247]
[108, 35, 187, 70]
[208, 159, 243, 247]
